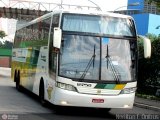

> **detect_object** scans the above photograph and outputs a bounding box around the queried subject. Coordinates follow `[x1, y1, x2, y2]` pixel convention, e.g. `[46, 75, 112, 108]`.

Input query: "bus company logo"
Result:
[97, 89, 101, 94]
[1, 114, 8, 120]
[77, 83, 92, 87]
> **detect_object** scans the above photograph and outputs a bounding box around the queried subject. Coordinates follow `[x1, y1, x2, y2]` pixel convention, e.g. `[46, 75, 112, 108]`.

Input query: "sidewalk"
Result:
[0, 67, 11, 77]
[134, 96, 160, 111]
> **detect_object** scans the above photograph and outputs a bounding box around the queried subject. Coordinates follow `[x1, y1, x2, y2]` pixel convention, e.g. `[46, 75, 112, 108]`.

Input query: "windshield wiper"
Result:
[105, 45, 121, 83]
[80, 45, 96, 80]
[106, 45, 109, 69]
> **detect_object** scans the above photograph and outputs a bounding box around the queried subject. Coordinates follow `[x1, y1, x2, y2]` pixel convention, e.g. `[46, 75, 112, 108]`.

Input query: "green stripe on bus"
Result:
[95, 84, 125, 89]
[95, 84, 116, 89]
[95, 84, 106, 89]
[104, 84, 116, 89]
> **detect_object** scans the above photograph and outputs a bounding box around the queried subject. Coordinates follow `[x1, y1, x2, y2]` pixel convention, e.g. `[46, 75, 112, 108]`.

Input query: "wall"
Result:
[0, 67, 11, 77]
[132, 13, 149, 35]
[127, 0, 144, 11]
[0, 57, 11, 67]
[148, 14, 160, 35]
[132, 13, 160, 36]
[0, 48, 12, 68]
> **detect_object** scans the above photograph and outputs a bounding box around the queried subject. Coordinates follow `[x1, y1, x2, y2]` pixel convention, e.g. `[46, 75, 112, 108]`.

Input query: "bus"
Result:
[11, 10, 151, 110]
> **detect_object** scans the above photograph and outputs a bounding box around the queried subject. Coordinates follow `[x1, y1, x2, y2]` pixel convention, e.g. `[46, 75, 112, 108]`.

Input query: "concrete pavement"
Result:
[134, 96, 160, 112]
[0, 67, 159, 112]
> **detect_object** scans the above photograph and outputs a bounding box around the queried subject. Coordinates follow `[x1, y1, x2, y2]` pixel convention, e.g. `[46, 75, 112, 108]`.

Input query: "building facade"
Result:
[127, 0, 160, 36]
[132, 13, 160, 35]
[0, 49, 12, 67]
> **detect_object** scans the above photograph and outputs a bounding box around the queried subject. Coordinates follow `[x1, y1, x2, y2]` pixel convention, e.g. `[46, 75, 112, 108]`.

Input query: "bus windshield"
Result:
[62, 14, 135, 37]
[59, 13, 137, 82]
[59, 35, 136, 82]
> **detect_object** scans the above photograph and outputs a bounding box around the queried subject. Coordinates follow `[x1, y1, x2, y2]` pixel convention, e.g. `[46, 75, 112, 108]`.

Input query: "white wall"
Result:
[0, 67, 11, 77]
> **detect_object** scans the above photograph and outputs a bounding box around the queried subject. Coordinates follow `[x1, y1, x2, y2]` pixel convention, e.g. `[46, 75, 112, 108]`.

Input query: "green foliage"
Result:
[0, 41, 3, 46]
[0, 40, 13, 49]
[138, 34, 160, 95]
[0, 30, 6, 38]
[136, 93, 160, 100]
[145, 0, 160, 12]
[146, 0, 160, 5]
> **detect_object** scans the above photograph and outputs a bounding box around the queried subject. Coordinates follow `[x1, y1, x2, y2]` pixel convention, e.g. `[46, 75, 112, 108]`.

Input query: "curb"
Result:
[134, 102, 160, 112]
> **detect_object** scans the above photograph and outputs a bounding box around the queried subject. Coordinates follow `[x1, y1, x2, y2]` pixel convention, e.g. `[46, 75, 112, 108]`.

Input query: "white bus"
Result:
[11, 10, 151, 110]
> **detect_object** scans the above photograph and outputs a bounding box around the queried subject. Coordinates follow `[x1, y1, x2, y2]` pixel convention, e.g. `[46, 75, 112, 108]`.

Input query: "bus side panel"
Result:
[11, 48, 29, 82]
[32, 46, 49, 96]
[12, 15, 52, 96]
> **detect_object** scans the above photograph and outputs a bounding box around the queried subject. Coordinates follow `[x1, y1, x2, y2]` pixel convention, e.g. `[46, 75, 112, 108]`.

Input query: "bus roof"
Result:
[17, 9, 134, 30]
[58, 9, 133, 19]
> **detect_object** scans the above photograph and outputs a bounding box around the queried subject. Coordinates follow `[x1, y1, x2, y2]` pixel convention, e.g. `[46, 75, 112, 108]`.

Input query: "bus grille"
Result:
[77, 88, 121, 95]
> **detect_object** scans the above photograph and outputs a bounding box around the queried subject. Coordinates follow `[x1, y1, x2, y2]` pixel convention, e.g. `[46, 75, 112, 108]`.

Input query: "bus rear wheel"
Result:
[15, 71, 21, 91]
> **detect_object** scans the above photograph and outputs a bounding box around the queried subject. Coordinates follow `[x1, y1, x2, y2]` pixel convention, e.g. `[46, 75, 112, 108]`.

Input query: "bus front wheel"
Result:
[39, 80, 47, 106]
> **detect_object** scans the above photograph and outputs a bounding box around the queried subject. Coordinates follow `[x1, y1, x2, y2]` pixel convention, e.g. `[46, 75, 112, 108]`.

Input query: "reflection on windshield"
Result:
[59, 35, 100, 80]
[59, 34, 136, 82]
[62, 14, 135, 37]
[101, 38, 133, 81]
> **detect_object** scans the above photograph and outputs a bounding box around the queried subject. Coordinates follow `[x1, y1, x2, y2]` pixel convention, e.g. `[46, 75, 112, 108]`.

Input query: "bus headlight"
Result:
[56, 82, 77, 92]
[120, 87, 137, 94]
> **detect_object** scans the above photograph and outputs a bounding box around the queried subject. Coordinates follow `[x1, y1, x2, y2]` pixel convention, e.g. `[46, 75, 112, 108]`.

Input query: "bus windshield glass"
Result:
[62, 14, 135, 37]
[59, 13, 137, 82]
[59, 35, 136, 82]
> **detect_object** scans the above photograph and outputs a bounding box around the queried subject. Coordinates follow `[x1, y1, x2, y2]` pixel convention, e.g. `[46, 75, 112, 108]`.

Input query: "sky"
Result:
[0, 0, 128, 42]
[0, 18, 17, 42]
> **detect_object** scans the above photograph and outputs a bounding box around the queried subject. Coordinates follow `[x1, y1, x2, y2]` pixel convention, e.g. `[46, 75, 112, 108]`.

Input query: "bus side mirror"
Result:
[138, 35, 151, 58]
[53, 27, 62, 49]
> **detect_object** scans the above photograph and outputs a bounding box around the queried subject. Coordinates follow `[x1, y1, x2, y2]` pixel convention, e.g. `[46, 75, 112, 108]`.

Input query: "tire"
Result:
[14, 70, 17, 82]
[15, 71, 21, 91]
[106, 108, 111, 112]
[99, 108, 111, 113]
[39, 80, 46, 106]
[54, 106, 66, 115]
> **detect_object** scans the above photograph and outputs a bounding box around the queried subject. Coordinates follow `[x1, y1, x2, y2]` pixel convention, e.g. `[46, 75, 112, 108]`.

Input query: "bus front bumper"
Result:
[53, 87, 135, 109]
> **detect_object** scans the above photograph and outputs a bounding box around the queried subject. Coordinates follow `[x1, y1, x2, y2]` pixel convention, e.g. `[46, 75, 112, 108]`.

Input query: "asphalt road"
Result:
[0, 76, 159, 120]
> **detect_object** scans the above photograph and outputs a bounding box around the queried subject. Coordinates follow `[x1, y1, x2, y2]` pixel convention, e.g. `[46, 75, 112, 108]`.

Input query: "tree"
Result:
[146, 0, 159, 5]
[138, 34, 160, 95]
[0, 30, 6, 38]
[0, 30, 13, 49]
[146, 0, 160, 12]
[2, 41, 13, 49]
[0, 40, 13, 49]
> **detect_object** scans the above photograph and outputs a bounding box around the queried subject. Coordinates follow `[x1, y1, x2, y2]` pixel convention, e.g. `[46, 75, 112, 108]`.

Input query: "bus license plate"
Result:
[92, 99, 104, 103]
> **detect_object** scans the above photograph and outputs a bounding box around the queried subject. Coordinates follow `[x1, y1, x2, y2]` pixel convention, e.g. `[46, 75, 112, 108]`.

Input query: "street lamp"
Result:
[113, 2, 140, 12]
